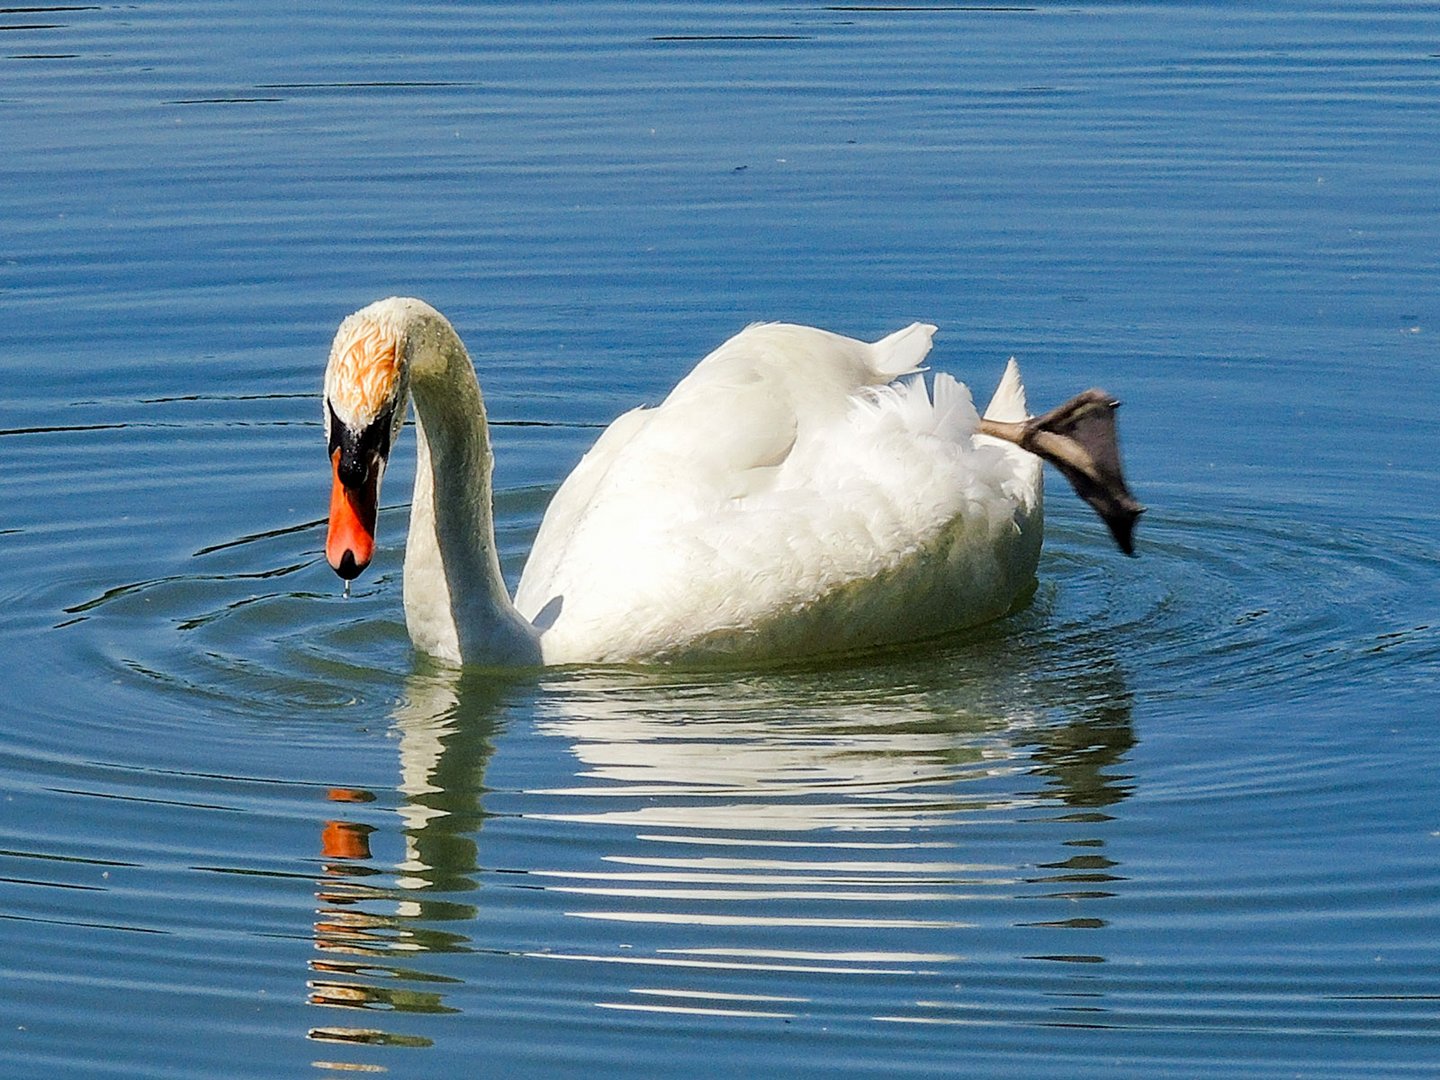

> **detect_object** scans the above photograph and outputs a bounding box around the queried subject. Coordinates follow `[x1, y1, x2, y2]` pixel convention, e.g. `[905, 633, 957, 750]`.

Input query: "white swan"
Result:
[323, 297, 1140, 667]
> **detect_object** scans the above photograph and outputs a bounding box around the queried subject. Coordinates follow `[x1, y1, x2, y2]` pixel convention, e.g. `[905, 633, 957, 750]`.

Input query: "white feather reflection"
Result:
[511, 662, 1133, 1020]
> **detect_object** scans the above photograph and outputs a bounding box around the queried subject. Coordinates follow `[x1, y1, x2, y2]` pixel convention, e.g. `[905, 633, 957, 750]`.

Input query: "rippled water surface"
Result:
[3, 2, 1438, 1077]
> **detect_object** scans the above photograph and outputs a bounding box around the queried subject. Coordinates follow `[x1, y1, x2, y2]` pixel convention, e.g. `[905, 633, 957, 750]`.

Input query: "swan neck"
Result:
[401, 320, 540, 666]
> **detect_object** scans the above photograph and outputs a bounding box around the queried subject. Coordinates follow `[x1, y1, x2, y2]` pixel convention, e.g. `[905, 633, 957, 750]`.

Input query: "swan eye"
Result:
[361, 403, 396, 460]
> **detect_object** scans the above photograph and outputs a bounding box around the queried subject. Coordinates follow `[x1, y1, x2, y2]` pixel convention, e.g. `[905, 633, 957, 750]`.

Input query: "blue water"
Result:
[2, 2, 1438, 1077]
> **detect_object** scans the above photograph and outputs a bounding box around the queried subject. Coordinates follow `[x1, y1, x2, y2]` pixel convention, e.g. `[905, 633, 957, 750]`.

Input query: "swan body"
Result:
[324, 297, 1050, 667]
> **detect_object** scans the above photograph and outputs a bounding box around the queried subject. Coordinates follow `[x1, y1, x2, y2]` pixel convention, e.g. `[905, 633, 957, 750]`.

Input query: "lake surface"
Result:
[3, 1, 1438, 1076]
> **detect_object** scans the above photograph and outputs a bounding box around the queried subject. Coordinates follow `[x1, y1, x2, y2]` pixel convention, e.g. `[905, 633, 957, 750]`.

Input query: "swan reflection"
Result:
[306, 648, 1134, 1064]
[307, 671, 500, 1059]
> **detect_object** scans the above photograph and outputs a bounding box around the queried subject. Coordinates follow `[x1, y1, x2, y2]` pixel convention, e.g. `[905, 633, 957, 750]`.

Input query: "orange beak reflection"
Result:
[326, 449, 378, 580]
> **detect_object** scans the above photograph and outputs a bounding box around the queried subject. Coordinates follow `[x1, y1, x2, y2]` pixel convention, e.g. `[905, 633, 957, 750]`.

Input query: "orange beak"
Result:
[326, 448, 378, 579]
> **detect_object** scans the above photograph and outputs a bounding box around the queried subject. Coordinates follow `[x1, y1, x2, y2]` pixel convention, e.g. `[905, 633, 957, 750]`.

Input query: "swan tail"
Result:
[929, 372, 980, 440]
[983, 357, 1028, 422]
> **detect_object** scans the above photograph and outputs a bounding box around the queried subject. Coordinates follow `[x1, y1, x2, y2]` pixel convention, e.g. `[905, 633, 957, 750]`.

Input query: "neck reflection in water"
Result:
[304, 643, 1134, 1069]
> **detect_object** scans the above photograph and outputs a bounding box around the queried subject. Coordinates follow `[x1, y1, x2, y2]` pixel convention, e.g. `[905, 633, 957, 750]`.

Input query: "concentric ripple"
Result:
[4, 389, 1438, 1077]
[1016, 495, 1438, 711]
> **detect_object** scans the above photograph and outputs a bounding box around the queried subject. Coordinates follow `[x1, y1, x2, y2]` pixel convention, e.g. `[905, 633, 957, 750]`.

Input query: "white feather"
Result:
[513, 323, 1042, 664]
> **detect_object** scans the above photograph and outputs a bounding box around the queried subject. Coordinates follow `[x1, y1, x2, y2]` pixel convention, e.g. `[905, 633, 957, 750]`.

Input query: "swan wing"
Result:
[517, 321, 938, 614]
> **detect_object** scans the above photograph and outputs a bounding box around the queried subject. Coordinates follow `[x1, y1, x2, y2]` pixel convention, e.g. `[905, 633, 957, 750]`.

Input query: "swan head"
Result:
[323, 300, 413, 580]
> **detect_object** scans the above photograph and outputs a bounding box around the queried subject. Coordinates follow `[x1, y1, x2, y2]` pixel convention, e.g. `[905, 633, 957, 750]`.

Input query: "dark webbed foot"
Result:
[980, 390, 1145, 555]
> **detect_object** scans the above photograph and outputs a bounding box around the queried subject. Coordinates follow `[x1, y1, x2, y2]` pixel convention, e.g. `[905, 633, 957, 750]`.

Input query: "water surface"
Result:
[2, 2, 1438, 1077]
